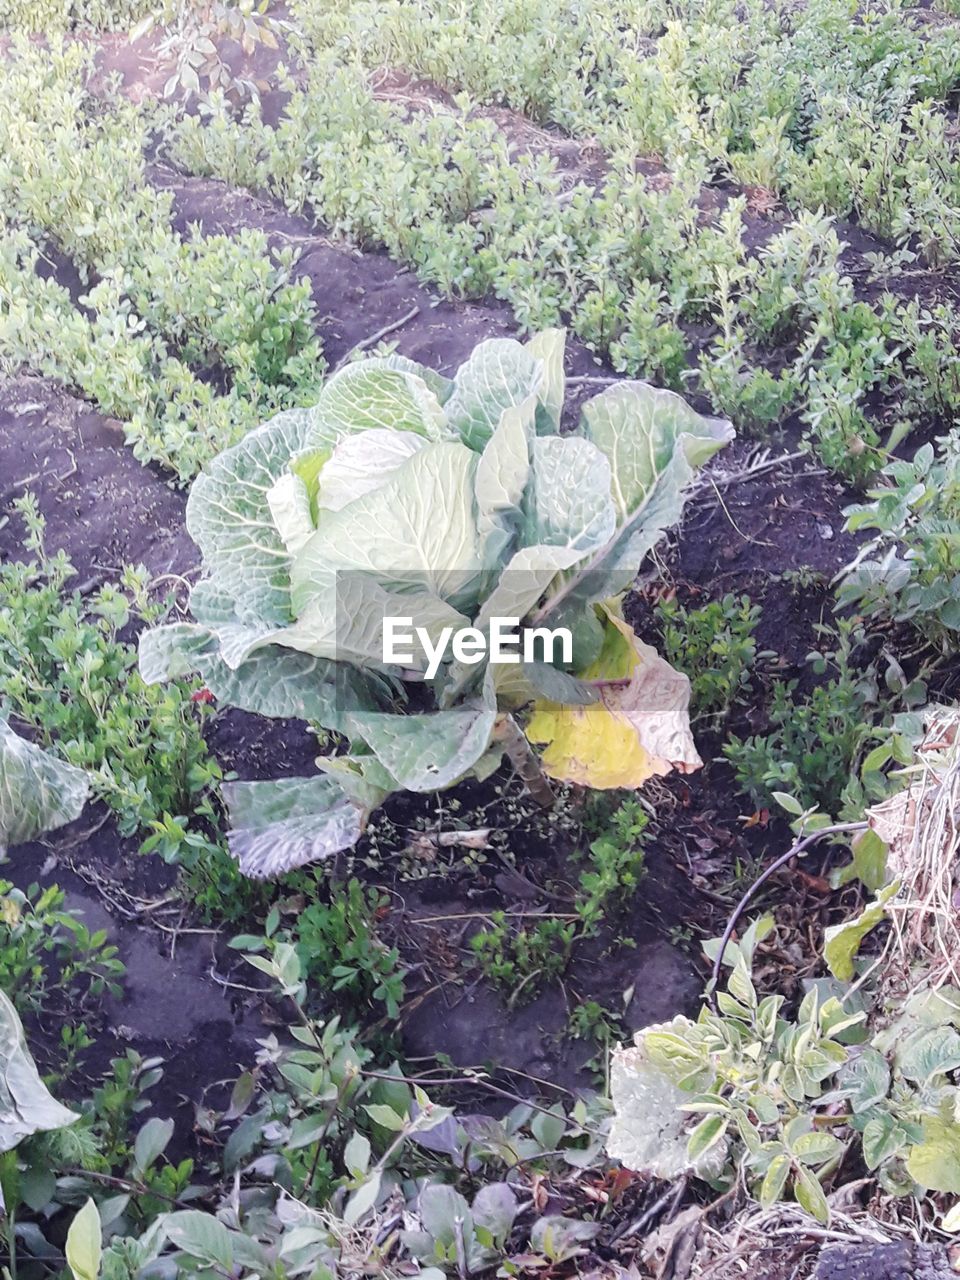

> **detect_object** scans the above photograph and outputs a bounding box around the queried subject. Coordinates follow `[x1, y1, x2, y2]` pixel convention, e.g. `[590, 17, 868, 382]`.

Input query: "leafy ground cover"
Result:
[1, 2, 960, 1278]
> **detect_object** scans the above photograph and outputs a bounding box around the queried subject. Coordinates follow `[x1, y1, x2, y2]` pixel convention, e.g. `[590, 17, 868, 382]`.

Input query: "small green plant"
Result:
[609, 913, 960, 1219]
[576, 798, 648, 933]
[470, 912, 576, 1002]
[656, 593, 762, 722]
[232, 879, 406, 1019]
[840, 437, 960, 648]
[723, 620, 905, 816]
[0, 881, 123, 1016]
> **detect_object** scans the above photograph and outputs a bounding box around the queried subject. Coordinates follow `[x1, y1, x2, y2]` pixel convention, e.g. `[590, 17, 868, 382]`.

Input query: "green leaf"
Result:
[133, 1117, 174, 1174]
[65, 1198, 101, 1280]
[823, 883, 898, 981]
[164, 1211, 236, 1268]
[0, 717, 89, 855]
[343, 1130, 371, 1176]
[445, 337, 545, 451]
[0, 988, 79, 1151]
[472, 1183, 517, 1244]
[363, 1103, 407, 1131]
[291, 442, 483, 615]
[907, 1116, 960, 1193]
[840, 1048, 890, 1114]
[849, 828, 889, 892]
[186, 407, 318, 624]
[687, 1113, 728, 1162]
[317, 427, 425, 512]
[368, 353, 453, 404]
[474, 395, 534, 566]
[267, 471, 316, 557]
[138, 623, 218, 684]
[525, 329, 566, 431]
[317, 362, 445, 439]
[535, 381, 733, 618]
[420, 1184, 472, 1245]
[344, 1171, 383, 1225]
[862, 1112, 904, 1170]
[348, 694, 496, 792]
[790, 1130, 843, 1166]
[222, 775, 365, 877]
[771, 791, 804, 816]
[898, 1026, 960, 1083]
[793, 1166, 829, 1224]
[521, 436, 615, 554]
[759, 1153, 790, 1207]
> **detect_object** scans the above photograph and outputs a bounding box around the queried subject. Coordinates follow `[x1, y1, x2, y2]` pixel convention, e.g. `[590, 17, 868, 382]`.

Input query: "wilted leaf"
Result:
[608, 1023, 727, 1179]
[823, 883, 898, 981]
[349, 692, 496, 792]
[222, 775, 365, 878]
[907, 1115, 960, 1192]
[526, 602, 700, 788]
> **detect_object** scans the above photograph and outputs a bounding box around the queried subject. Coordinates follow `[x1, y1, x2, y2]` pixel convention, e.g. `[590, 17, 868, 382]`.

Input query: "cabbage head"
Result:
[140, 330, 733, 876]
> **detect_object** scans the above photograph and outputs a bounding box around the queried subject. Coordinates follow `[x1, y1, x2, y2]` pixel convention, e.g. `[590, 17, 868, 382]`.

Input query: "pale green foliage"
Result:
[0, 41, 324, 482]
[141, 331, 732, 876]
[0, 0, 148, 31]
[161, 8, 960, 482]
[609, 915, 960, 1219]
[0, 716, 89, 855]
[66, 1199, 102, 1280]
[0, 988, 79, 1152]
[841, 437, 960, 645]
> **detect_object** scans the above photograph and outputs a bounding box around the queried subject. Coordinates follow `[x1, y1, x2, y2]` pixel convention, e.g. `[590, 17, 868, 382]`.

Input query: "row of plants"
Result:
[291, 0, 960, 264]
[162, 43, 960, 482]
[0, 0, 148, 31]
[0, 40, 324, 483]
[1, 16, 959, 487]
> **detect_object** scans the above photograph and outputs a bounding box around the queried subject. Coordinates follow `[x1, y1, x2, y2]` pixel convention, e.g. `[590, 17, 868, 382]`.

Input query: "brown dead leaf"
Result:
[642, 1206, 703, 1280]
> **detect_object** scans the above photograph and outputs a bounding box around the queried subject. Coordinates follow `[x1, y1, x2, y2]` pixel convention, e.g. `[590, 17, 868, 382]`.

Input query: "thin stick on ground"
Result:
[333, 305, 421, 370]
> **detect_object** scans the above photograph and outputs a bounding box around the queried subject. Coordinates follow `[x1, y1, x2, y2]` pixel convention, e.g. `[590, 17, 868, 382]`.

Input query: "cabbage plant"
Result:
[140, 331, 733, 876]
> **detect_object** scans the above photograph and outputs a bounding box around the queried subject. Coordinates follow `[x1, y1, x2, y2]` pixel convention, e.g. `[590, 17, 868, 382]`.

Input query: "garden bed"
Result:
[4, 5, 960, 1277]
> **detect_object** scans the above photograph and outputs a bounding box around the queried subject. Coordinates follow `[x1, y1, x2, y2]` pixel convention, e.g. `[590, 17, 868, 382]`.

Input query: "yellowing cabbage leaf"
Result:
[525, 602, 700, 788]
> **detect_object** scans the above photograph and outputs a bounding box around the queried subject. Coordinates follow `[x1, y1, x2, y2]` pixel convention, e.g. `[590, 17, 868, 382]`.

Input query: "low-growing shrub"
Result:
[655, 592, 762, 722]
[0, 497, 222, 841]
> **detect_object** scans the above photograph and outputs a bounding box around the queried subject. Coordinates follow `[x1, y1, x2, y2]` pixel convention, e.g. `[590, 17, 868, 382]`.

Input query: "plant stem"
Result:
[707, 819, 868, 1004]
[494, 715, 554, 808]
